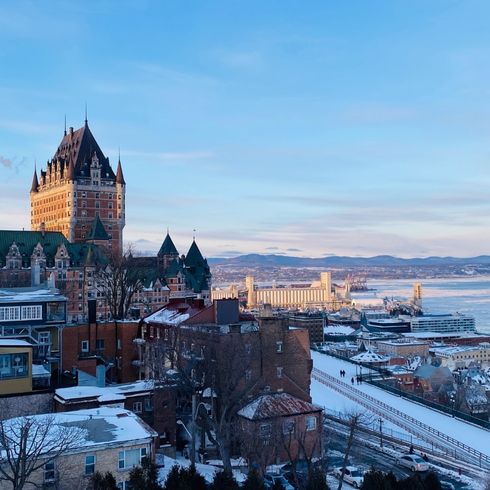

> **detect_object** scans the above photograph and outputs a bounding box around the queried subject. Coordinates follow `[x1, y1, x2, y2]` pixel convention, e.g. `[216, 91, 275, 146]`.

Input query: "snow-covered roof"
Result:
[144, 308, 190, 325]
[55, 380, 154, 403]
[350, 350, 389, 363]
[1, 407, 157, 456]
[0, 339, 33, 347]
[324, 325, 356, 336]
[0, 287, 66, 303]
[32, 364, 51, 378]
[237, 392, 322, 420]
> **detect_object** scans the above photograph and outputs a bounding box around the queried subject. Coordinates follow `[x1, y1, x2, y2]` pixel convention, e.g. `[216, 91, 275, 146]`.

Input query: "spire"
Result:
[116, 157, 126, 185]
[185, 240, 205, 267]
[30, 165, 39, 193]
[157, 232, 179, 257]
[84, 102, 88, 126]
[64, 115, 67, 136]
[88, 215, 109, 241]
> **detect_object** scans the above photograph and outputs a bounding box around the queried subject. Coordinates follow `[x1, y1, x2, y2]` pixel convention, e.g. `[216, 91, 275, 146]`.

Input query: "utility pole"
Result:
[191, 393, 197, 467]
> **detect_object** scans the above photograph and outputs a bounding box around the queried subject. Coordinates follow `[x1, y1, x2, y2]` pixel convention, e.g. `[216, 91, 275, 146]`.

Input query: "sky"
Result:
[2, 1, 490, 259]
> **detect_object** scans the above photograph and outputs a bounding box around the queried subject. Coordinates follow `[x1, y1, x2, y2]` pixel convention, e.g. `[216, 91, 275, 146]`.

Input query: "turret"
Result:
[30, 168, 39, 193]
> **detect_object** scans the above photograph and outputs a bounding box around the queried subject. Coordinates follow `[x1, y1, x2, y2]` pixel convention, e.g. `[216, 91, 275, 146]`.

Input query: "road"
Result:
[326, 425, 475, 490]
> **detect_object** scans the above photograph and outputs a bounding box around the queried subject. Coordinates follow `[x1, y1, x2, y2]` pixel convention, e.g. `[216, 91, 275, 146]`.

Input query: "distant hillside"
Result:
[208, 254, 490, 268]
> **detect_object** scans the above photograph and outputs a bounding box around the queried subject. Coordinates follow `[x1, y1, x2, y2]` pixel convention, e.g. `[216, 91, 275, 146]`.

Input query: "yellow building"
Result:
[0, 339, 33, 395]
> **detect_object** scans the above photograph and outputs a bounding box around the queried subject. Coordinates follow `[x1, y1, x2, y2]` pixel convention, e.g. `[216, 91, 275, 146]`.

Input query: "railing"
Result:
[312, 346, 490, 430]
[312, 366, 490, 469]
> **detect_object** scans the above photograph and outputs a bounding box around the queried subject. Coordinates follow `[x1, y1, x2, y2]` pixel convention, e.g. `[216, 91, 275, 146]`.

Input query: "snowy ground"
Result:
[156, 454, 247, 485]
[311, 350, 490, 458]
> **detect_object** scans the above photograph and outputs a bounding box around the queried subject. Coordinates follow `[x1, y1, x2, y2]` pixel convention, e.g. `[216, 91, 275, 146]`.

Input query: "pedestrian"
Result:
[351, 377, 354, 385]
[422, 453, 428, 462]
[340, 369, 343, 377]
[458, 468, 462, 476]
[409, 444, 414, 454]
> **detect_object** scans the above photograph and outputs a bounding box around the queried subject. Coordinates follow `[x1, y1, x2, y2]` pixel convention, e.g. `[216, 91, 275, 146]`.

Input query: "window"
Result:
[44, 461, 56, 483]
[283, 419, 296, 435]
[259, 423, 272, 438]
[276, 341, 283, 353]
[118, 448, 147, 469]
[245, 343, 251, 355]
[133, 401, 143, 413]
[81, 340, 89, 352]
[276, 367, 283, 379]
[245, 369, 252, 381]
[21, 305, 43, 320]
[144, 397, 153, 412]
[95, 339, 105, 350]
[0, 306, 20, 322]
[306, 416, 317, 431]
[95, 192, 100, 198]
[0, 353, 28, 379]
[117, 483, 130, 490]
[85, 455, 95, 475]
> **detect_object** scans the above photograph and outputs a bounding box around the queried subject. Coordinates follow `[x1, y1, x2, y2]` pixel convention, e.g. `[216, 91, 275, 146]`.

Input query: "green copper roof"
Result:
[157, 233, 179, 257]
[87, 215, 109, 241]
[0, 230, 69, 268]
[185, 240, 205, 267]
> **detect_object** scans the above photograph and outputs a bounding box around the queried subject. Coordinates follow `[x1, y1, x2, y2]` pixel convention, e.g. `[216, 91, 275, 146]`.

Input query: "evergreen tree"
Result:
[242, 469, 265, 490]
[361, 469, 396, 490]
[163, 466, 182, 490]
[271, 479, 285, 490]
[89, 471, 118, 490]
[128, 458, 162, 490]
[163, 465, 207, 490]
[306, 467, 330, 490]
[423, 471, 442, 490]
[210, 470, 240, 490]
[397, 473, 425, 490]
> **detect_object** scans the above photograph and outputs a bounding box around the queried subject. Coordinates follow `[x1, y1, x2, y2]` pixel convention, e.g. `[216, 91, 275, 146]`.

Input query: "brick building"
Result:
[30, 119, 126, 255]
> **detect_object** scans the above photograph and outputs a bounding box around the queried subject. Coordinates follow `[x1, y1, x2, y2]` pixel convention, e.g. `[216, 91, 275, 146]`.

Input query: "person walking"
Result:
[351, 377, 354, 385]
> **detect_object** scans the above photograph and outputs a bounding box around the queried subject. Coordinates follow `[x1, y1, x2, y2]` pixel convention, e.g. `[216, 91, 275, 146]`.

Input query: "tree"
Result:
[163, 465, 207, 490]
[96, 245, 143, 320]
[242, 468, 265, 490]
[306, 467, 330, 490]
[89, 471, 118, 490]
[336, 411, 372, 490]
[422, 471, 442, 490]
[175, 329, 257, 473]
[360, 469, 397, 490]
[0, 413, 83, 490]
[210, 470, 240, 490]
[128, 458, 163, 490]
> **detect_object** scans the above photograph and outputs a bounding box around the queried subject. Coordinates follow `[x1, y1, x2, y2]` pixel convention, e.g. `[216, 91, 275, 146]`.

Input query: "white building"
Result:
[430, 342, 490, 370]
[410, 313, 476, 334]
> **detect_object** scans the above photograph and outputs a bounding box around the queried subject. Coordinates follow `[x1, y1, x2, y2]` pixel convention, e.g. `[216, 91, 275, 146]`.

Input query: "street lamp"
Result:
[379, 418, 384, 449]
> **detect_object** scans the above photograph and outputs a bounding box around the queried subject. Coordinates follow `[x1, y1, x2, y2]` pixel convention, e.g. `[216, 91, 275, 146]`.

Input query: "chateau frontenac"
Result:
[0, 118, 211, 322]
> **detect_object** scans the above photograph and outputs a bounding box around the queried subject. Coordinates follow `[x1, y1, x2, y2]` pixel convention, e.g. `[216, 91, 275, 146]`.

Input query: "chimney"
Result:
[69, 127, 74, 136]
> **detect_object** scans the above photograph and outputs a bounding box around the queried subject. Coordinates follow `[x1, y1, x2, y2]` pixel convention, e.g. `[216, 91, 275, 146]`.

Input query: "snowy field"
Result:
[311, 350, 490, 458]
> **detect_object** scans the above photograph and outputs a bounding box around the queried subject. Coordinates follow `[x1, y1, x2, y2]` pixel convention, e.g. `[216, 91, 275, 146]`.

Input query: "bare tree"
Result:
[0, 412, 83, 490]
[96, 245, 143, 320]
[337, 410, 372, 490]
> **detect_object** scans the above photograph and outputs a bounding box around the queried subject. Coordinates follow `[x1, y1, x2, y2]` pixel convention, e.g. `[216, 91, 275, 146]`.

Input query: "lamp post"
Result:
[360, 365, 363, 383]
[379, 418, 384, 449]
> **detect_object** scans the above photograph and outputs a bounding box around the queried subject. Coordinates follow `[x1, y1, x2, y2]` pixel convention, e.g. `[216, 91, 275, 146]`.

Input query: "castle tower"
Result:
[30, 119, 126, 255]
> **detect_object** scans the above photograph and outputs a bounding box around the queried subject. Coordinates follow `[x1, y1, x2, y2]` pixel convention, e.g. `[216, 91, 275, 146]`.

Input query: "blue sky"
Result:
[2, 1, 490, 258]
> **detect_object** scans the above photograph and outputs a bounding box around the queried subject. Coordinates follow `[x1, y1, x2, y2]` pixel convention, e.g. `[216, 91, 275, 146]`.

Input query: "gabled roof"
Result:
[158, 233, 179, 257]
[51, 123, 115, 181]
[238, 392, 321, 421]
[185, 240, 205, 267]
[87, 215, 109, 241]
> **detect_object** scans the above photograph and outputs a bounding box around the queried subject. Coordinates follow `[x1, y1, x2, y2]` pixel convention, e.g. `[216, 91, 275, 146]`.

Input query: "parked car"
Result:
[396, 454, 429, 472]
[264, 473, 295, 490]
[333, 466, 364, 488]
